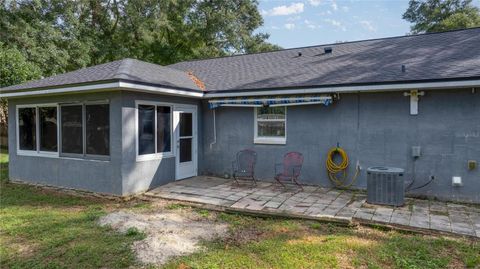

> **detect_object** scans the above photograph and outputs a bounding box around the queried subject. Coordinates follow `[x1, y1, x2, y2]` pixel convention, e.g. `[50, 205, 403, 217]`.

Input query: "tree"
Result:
[0, 0, 280, 79]
[403, 0, 480, 33]
[0, 44, 41, 125]
[0, 0, 279, 127]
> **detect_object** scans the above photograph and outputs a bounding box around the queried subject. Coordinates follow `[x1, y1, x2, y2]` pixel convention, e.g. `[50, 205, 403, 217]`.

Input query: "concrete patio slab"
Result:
[145, 176, 480, 238]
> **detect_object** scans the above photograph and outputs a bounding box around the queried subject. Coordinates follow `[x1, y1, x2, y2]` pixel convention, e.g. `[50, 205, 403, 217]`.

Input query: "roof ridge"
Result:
[114, 58, 134, 79]
[169, 26, 480, 66]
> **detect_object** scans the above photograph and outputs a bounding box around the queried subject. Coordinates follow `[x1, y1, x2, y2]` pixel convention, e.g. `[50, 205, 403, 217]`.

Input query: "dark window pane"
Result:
[61, 105, 83, 154]
[18, 107, 36, 150]
[86, 104, 109, 156]
[157, 106, 171, 153]
[179, 138, 192, 163]
[179, 113, 192, 137]
[258, 121, 285, 137]
[138, 105, 155, 155]
[39, 107, 58, 152]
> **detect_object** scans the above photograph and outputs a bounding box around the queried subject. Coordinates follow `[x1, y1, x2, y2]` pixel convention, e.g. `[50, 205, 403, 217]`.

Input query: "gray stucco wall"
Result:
[8, 91, 124, 195]
[120, 91, 203, 195]
[7, 90, 203, 196]
[201, 89, 480, 203]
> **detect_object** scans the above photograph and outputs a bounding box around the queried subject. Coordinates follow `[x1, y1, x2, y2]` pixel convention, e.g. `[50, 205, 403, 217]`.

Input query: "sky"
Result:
[257, 0, 480, 48]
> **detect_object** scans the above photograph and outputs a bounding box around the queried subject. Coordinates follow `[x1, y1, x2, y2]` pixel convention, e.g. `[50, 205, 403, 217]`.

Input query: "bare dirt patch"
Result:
[98, 209, 228, 266]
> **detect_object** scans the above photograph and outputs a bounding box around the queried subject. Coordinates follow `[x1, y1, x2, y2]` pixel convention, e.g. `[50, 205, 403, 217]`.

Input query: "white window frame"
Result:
[59, 100, 110, 160]
[254, 106, 287, 145]
[16, 103, 60, 157]
[16, 100, 110, 161]
[135, 100, 175, 162]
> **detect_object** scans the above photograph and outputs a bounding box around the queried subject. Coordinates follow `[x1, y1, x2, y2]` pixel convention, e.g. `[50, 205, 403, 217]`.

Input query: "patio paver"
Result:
[145, 176, 480, 238]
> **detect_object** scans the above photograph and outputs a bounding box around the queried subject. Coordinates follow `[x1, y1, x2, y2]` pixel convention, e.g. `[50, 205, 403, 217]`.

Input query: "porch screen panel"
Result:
[39, 107, 58, 152]
[156, 106, 171, 153]
[138, 105, 155, 155]
[86, 104, 110, 156]
[18, 107, 37, 150]
[61, 105, 83, 154]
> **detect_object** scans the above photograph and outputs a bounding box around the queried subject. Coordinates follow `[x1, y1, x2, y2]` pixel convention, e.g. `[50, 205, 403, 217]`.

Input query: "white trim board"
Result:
[2, 83, 120, 98]
[0, 81, 204, 98]
[2, 79, 479, 99]
[204, 80, 480, 98]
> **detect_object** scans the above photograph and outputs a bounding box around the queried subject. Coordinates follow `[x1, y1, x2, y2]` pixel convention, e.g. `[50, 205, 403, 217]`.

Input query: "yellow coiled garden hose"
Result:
[326, 147, 360, 188]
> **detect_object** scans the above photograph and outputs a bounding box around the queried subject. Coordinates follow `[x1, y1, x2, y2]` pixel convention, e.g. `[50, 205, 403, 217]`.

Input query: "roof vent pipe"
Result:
[298, 52, 302, 57]
[324, 47, 333, 54]
[401, 65, 406, 73]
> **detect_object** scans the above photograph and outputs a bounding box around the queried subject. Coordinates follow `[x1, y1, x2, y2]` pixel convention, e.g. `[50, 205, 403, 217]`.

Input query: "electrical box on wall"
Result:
[452, 176, 462, 186]
[412, 146, 421, 158]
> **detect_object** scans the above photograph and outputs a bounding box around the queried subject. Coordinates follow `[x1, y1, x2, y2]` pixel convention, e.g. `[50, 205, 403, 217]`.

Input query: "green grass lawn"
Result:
[162, 212, 480, 269]
[0, 150, 144, 268]
[1, 149, 479, 269]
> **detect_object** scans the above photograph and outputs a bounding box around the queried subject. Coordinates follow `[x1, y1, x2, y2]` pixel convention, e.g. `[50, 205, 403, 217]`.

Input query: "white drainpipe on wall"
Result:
[209, 109, 216, 150]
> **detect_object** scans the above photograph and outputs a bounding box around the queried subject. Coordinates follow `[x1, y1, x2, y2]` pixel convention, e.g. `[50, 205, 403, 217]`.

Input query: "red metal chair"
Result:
[275, 152, 304, 190]
[232, 149, 257, 185]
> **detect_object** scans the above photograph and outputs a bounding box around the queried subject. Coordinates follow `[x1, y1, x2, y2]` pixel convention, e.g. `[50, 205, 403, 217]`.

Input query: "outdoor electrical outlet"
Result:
[452, 176, 462, 186]
[468, 160, 477, 170]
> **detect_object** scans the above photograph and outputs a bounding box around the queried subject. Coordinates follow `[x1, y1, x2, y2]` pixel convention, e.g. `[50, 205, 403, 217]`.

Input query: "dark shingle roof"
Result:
[168, 27, 480, 92]
[2, 58, 202, 92]
[3, 28, 480, 95]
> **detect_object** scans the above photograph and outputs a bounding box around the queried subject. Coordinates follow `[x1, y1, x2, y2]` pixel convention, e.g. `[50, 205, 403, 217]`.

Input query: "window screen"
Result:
[138, 105, 155, 155]
[86, 104, 109, 156]
[156, 106, 171, 153]
[256, 107, 286, 137]
[39, 107, 58, 152]
[18, 107, 36, 150]
[61, 105, 83, 154]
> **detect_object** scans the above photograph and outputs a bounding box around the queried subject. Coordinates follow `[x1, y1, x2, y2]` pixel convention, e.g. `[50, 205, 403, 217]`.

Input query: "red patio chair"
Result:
[232, 149, 257, 185]
[275, 152, 304, 190]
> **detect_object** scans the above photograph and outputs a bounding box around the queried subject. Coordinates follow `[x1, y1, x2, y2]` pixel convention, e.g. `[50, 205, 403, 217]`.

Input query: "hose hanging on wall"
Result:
[326, 146, 360, 188]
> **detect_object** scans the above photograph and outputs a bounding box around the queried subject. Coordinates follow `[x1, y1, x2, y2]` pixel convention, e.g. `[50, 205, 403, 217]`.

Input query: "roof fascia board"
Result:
[204, 79, 480, 98]
[0, 81, 204, 98]
[118, 81, 203, 98]
[2, 78, 478, 99]
[0, 82, 121, 98]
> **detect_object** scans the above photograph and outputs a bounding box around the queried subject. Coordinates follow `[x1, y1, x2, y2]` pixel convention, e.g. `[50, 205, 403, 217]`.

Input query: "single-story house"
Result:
[1, 28, 479, 203]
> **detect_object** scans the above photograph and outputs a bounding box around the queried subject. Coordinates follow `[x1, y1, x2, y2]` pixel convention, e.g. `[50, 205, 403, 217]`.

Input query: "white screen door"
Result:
[174, 106, 197, 180]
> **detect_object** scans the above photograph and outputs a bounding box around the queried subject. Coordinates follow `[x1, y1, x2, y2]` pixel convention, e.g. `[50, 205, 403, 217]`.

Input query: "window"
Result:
[61, 105, 83, 154]
[39, 107, 58, 152]
[156, 106, 171, 153]
[60, 103, 110, 157]
[138, 105, 155, 155]
[86, 104, 110, 156]
[254, 106, 286, 144]
[18, 105, 58, 153]
[17, 102, 109, 158]
[137, 102, 173, 159]
[18, 107, 37, 151]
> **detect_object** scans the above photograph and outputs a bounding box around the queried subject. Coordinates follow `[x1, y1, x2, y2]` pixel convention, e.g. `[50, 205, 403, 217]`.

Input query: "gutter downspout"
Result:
[209, 109, 216, 149]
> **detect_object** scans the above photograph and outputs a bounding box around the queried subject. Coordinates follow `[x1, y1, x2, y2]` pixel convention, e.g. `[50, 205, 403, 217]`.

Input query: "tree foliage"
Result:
[403, 0, 480, 33]
[0, 0, 279, 126]
[0, 43, 41, 88]
[0, 0, 280, 80]
[0, 43, 42, 124]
